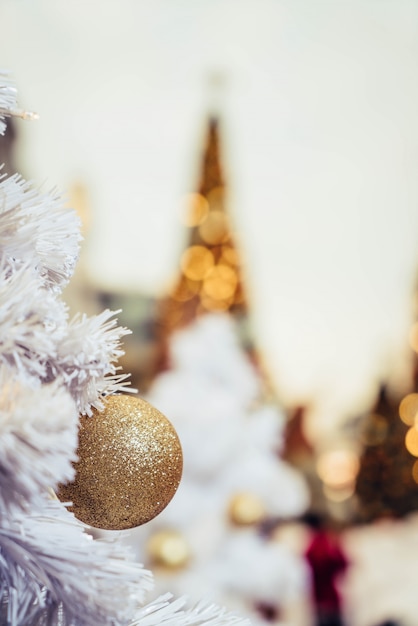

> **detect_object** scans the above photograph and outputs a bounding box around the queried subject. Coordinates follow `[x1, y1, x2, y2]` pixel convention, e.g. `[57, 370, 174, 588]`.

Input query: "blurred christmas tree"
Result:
[128, 313, 310, 626]
[355, 298, 418, 522]
[0, 71, 250, 626]
[354, 387, 416, 521]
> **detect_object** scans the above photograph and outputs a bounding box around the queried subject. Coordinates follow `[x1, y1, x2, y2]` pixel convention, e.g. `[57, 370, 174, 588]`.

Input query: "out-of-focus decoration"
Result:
[58, 395, 183, 530]
[303, 513, 349, 626]
[146, 528, 191, 569]
[316, 448, 359, 506]
[228, 492, 266, 527]
[316, 450, 359, 491]
[398, 392, 418, 426]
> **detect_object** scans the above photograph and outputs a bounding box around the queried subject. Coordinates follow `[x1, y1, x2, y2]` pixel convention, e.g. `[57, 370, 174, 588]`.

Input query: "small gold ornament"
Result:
[57, 395, 183, 530]
[146, 529, 191, 569]
[228, 492, 266, 526]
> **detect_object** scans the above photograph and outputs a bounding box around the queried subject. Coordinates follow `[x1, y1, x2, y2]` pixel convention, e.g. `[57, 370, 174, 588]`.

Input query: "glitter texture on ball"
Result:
[58, 394, 183, 530]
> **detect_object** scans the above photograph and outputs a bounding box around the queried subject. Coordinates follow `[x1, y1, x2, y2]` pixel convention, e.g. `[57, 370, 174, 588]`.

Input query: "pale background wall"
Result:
[1, 0, 418, 444]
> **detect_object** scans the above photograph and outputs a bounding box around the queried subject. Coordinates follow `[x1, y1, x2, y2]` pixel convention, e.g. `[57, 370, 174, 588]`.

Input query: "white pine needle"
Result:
[0, 174, 81, 292]
[0, 71, 17, 135]
[131, 595, 251, 626]
[50, 309, 135, 415]
[0, 368, 78, 515]
[0, 262, 68, 379]
[0, 499, 153, 626]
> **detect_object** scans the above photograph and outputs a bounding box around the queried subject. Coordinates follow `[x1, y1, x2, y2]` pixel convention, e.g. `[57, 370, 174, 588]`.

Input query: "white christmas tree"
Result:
[0, 72, 250, 626]
[128, 313, 311, 625]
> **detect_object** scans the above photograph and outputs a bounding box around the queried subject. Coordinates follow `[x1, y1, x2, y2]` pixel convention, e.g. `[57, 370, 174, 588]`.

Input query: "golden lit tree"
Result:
[157, 118, 247, 341]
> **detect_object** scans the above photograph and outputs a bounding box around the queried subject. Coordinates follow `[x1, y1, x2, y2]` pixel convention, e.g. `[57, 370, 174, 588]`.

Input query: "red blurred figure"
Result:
[304, 513, 348, 626]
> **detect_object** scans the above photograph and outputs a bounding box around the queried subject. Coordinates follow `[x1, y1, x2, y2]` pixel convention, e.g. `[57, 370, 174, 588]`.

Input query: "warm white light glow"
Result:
[316, 449, 360, 488]
[199, 210, 229, 245]
[323, 483, 355, 503]
[202, 264, 237, 300]
[180, 246, 214, 281]
[405, 427, 418, 457]
[179, 193, 209, 227]
[399, 394, 418, 427]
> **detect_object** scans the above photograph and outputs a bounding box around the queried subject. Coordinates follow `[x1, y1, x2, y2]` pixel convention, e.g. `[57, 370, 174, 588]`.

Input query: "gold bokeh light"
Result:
[228, 492, 266, 526]
[409, 322, 418, 353]
[180, 245, 214, 281]
[146, 529, 190, 569]
[220, 245, 239, 267]
[199, 210, 229, 245]
[207, 186, 225, 211]
[170, 276, 200, 302]
[316, 449, 360, 489]
[399, 393, 418, 426]
[179, 193, 209, 227]
[200, 293, 234, 312]
[202, 264, 237, 300]
[405, 426, 418, 457]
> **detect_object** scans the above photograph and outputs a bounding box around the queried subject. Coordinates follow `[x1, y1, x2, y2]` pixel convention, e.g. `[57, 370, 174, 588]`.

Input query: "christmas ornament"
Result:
[58, 394, 183, 530]
[227, 492, 266, 526]
[146, 528, 191, 569]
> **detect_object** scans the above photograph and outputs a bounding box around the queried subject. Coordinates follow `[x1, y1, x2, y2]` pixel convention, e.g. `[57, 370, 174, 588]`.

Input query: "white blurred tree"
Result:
[128, 313, 311, 625]
[0, 72, 249, 626]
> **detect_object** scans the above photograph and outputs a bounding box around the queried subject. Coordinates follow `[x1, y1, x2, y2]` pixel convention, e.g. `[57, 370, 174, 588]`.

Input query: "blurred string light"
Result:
[203, 264, 237, 300]
[398, 393, 418, 426]
[405, 427, 418, 457]
[175, 194, 239, 311]
[199, 209, 229, 245]
[399, 391, 418, 469]
[180, 245, 214, 281]
[399, 307, 418, 483]
[178, 193, 209, 227]
[316, 448, 359, 503]
[401, 393, 418, 461]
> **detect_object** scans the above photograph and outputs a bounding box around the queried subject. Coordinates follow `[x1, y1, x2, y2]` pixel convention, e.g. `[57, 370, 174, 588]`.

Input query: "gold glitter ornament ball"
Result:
[57, 395, 183, 530]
